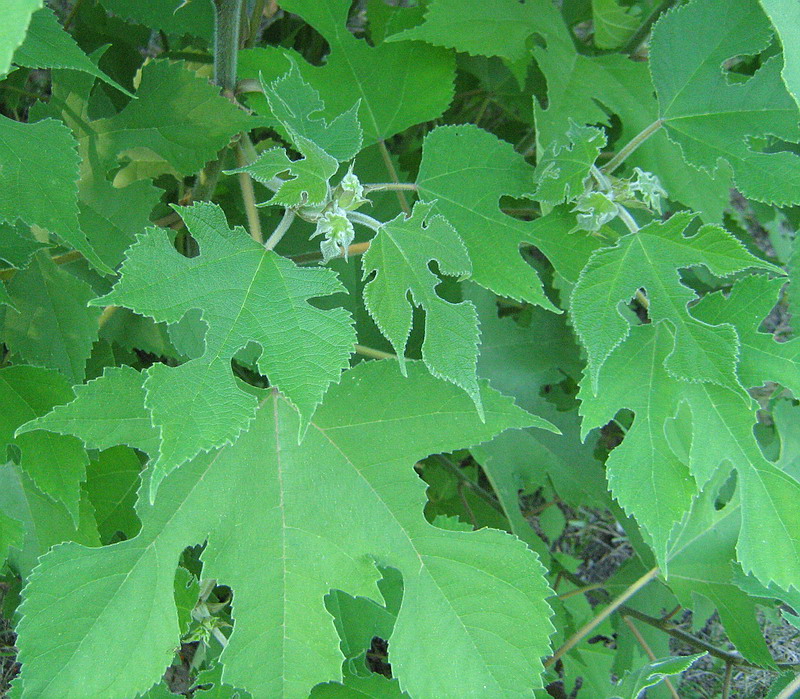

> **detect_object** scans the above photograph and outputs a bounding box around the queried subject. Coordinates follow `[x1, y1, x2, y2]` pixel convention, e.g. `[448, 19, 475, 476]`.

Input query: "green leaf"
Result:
[230, 138, 338, 209]
[611, 653, 705, 698]
[533, 122, 606, 205]
[650, 0, 800, 206]
[759, 0, 800, 109]
[96, 0, 213, 37]
[578, 323, 697, 562]
[591, 0, 640, 50]
[246, 0, 455, 145]
[94, 202, 356, 498]
[0, 365, 89, 523]
[18, 365, 160, 456]
[571, 212, 776, 391]
[362, 200, 482, 413]
[529, 0, 729, 222]
[311, 675, 408, 698]
[3, 251, 101, 383]
[86, 60, 253, 176]
[16, 361, 555, 699]
[386, 0, 543, 63]
[0, 509, 25, 568]
[261, 59, 362, 162]
[12, 7, 132, 95]
[84, 446, 142, 543]
[418, 124, 599, 306]
[0, 462, 98, 576]
[667, 488, 775, 665]
[0, 0, 42, 77]
[691, 275, 800, 396]
[0, 115, 109, 272]
[0, 222, 47, 269]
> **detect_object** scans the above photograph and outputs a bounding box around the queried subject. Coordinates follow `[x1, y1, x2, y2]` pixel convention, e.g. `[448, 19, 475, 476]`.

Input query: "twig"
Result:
[619, 606, 800, 671]
[622, 615, 680, 699]
[544, 567, 660, 668]
[602, 120, 664, 175]
[378, 140, 411, 215]
[265, 209, 295, 250]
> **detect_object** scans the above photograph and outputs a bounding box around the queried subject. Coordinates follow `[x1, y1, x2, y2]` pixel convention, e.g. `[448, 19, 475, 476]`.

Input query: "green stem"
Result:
[354, 344, 396, 360]
[212, 0, 243, 92]
[378, 140, 411, 215]
[245, 0, 268, 47]
[544, 566, 660, 668]
[363, 183, 418, 193]
[432, 454, 504, 514]
[235, 144, 263, 242]
[602, 119, 664, 175]
[347, 211, 383, 232]
[265, 208, 295, 250]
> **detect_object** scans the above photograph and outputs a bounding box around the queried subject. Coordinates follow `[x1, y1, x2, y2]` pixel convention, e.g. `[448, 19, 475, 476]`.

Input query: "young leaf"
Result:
[229, 137, 338, 209]
[650, 0, 800, 206]
[0, 0, 42, 77]
[250, 0, 455, 145]
[386, 0, 544, 63]
[3, 251, 101, 384]
[571, 212, 777, 391]
[592, 0, 639, 50]
[12, 7, 132, 95]
[611, 653, 705, 699]
[261, 59, 362, 162]
[533, 122, 606, 205]
[15, 361, 555, 699]
[0, 116, 109, 273]
[362, 201, 482, 413]
[94, 202, 356, 497]
[0, 365, 89, 524]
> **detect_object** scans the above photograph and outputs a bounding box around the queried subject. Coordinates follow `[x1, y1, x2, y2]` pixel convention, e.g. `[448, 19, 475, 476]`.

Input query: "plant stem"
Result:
[776, 673, 800, 699]
[602, 120, 664, 175]
[354, 344, 396, 360]
[543, 566, 660, 668]
[347, 211, 384, 232]
[63, 0, 86, 30]
[235, 144, 263, 242]
[97, 306, 118, 329]
[290, 241, 371, 264]
[721, 662, 734, 699]
[619, 606, 800, 671]
[622, 615, 680, 699]
[378, 140, 411, 215]
[265, 209, 295, 250]
[555, 584, 603, 601]
[212, 0, 243, 93]
[363, 183, 418, 193]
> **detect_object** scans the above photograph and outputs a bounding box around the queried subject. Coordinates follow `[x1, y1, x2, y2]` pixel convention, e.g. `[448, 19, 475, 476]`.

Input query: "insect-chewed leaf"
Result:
[571, 212, 778, 392]
[93, 202, 356, 499]
[362, 200, 483, 414]
[650, 0, 800, 205]
[15, 361, 556, 699]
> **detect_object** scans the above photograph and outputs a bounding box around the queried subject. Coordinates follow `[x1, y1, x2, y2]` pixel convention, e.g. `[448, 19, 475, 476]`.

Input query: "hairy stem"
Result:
[721, 662, 734, 699]
[212, 0, 243, 93]
[290, 241, 371, 264]
[544, 566, 660, 668]
[378, 140, 411, 215]
[347, 211, 384, 232]
[265, 208, 295, 250]
[363, 183, 418, 193]
[602, 119, 664, 175]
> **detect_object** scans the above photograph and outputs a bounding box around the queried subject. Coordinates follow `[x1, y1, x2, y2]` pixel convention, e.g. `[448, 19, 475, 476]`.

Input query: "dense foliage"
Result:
[1, 0, 800, 697]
